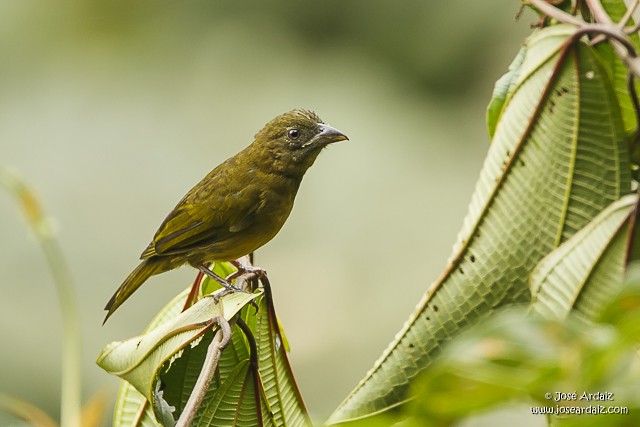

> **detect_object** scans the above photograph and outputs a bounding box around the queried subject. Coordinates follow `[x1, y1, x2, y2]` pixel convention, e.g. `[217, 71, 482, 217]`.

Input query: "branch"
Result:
[584, 0, 614, 25]
[176, 315, 232, 427]
[530, 0, 640, 79]
[620, 0, 639, 29]
[528, 0, 583, 25]
[574, 23, 637, 53]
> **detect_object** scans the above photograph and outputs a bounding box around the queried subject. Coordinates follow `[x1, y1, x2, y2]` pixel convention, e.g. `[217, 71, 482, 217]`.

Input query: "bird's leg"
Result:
[211, 288, 235, 305]
[197, 264, 244, 293]
[226, 259, 267, 282]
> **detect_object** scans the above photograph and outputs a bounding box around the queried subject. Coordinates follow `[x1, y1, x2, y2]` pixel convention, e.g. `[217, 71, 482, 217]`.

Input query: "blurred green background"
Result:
[0, 0, 533, 424]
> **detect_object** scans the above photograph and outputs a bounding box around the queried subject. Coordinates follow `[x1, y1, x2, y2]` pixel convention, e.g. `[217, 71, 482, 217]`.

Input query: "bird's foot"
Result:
[212, 288, 235, 304]
[226, 260, 267, 282]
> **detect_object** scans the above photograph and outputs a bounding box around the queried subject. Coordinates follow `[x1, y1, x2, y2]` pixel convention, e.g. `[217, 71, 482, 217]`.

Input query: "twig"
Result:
[176, 316, 232, 427]
[531, 0, 640, 79]
[569, 23, 640, 78]
[620, 0, 639, 29]
[584, 0, 613, 25]
[590, 0, 639, 44]
[528, 0, 583, 25]
[626, 20, 640, 35]
[573, 23, 637, 53]
[533, 0, 639, 67]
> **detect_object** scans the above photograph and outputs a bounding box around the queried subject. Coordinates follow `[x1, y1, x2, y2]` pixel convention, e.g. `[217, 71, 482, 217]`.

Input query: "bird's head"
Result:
[251, 109, 348, 176]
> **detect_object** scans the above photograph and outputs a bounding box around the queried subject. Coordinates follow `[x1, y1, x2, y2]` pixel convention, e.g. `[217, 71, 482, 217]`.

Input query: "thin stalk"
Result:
[0, 394, 58, 427]
[528, 0, 583, 25]
[176, 316, 231, 427]
[619, 0, 639, 29]
[0, 168, 82, 427]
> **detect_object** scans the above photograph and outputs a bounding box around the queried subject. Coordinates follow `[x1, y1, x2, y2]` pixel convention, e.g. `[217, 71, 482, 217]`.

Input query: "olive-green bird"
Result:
[104, 109, 348, 323]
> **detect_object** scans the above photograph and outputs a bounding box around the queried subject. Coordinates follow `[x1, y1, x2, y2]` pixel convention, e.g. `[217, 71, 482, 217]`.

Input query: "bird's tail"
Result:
[103, 257, 170, 324]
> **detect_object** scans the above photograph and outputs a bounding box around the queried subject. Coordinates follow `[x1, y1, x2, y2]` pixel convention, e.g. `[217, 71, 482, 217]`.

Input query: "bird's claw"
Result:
[226, 263, 267, 282]
[198, 263, 248, 294]
[212, 288, 234, 304]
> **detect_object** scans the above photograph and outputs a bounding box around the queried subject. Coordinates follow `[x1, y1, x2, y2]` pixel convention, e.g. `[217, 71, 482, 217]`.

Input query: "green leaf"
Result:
[598, 262, 640, 340]
[398, 273, 640, 426]
[97, 289, 259, 424]
[110, 289, 192, 427]
[595, 0, 640, 135]
[328, 25, 630, 424]
[489, 25, 577, 140]
[530, 195, 635, 320]
[238, 287, 311, 427]
[113, 382, 159, 427]
[401, 304, 640, 427]
[158, 288, 310, 426]
[486, 46, 525, 138]
[406, 309, 588, 425]
[486, 26, 586, 139]
[102, 273, 310, 427]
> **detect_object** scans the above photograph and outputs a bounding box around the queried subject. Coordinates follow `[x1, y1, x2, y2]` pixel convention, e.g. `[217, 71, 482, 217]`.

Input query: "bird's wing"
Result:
[141, 165, 261, 259]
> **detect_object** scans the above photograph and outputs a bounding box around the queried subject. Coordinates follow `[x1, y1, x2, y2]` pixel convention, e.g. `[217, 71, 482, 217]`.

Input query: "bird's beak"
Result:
[304, 124, 349, 148]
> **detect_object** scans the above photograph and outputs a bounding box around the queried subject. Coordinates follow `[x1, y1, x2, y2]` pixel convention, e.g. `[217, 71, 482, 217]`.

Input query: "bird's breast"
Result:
[195, 184, 297, 262]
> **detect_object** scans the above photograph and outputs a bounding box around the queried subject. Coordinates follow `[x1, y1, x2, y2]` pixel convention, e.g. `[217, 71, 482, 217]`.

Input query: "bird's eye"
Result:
[288, 128, 301, 140]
